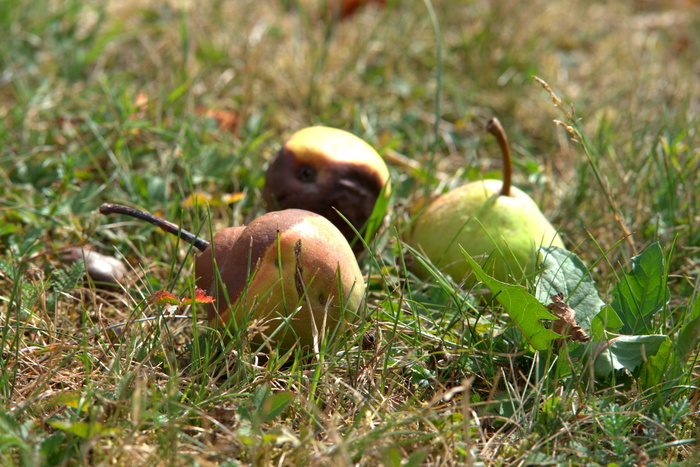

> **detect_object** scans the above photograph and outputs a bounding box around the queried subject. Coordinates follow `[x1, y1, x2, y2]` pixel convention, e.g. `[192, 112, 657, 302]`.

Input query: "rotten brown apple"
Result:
[99, 203, 365, 350]
[263, 126, 390, 251]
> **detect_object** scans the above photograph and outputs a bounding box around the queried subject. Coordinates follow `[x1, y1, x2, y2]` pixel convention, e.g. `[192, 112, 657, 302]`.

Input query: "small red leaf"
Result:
[150, 290, 180, 305]
[181, 287, 216, 305]
[197, 108, 239, 133]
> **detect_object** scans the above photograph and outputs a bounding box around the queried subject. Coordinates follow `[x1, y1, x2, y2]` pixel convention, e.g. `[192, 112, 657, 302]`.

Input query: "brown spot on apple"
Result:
[264, 126, 390, 253]
[195, 209, 366, 350]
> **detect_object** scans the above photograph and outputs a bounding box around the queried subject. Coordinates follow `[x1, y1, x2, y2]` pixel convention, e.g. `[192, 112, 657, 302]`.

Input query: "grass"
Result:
[1, 0, 700, 464]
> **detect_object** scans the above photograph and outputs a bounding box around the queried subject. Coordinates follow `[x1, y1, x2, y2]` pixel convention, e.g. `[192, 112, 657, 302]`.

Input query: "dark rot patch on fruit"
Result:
[264, 146, 386, 249]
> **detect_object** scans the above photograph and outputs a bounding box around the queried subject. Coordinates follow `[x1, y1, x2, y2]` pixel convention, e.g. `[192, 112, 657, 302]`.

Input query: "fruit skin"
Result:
[59, 246, 127, 290]
[407, 179, 564, 285]
[263, 126, 390, 251]
[194, 209, 366, 350]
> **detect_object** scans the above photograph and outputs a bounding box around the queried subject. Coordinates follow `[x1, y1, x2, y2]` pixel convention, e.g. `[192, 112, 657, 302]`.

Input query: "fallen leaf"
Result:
[180, 192, 212, 207]
[181, 191, 245, 207]
[197, 108, 239, 133]
[547, 293, 590, 342]
[327, 0, 387, 19]
[220, 192, 245, 205]
[181, 287, 216, 305]
[150, 290, 180, 306]
[130, 91, 151, 120]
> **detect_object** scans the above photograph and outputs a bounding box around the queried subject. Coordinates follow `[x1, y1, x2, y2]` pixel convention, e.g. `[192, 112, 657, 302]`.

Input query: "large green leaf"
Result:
[592, 334, 667, 377]
[462, 251, 560, 351]
[536, 246, 605, 333]
[590, 305, 624, 340]
[639, 337, 683, 391]
[611, 242, 669, 334]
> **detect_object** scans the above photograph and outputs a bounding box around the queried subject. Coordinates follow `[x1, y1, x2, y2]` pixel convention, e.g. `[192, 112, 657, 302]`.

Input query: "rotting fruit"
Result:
[263, 126, 390, 252]
[99, 204, 365, 350]
[406, 118, 565, 286]
[195, 209, 366, 350]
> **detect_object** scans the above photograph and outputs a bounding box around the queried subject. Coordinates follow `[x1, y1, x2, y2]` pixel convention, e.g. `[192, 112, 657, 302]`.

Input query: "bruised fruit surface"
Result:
[195, 209, 366, 350]
[263, 126, 390, 250]
[194, 226, 246, 295]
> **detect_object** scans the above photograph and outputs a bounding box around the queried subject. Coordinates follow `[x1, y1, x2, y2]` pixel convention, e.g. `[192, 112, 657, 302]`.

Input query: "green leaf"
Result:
[48, 420, 113, 438]
[167, 80, 191, 103]
[262, 391, 295, 423]
[462, 251, 560, 351]
[49, 392, 90, 413]
[241, 385, 294, 424]
[611, 242, 670, 334]
[405, 450, 429, 467]
[592, 334, 667, 377]
[590, 305, 624, 340]
[403, 244, 465, 307]
[363, 183, 392, 246]
[536, 246, 605, 332]
[639, 337, 683, 391]
[251, 384, 271, 411]
[677, 298, 700, 359]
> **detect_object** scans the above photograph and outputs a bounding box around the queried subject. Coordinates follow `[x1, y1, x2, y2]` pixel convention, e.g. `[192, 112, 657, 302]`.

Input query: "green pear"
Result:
[264, 126, 391, 252]
[195, 209, 366, 350]
[407, 118, 564, 286]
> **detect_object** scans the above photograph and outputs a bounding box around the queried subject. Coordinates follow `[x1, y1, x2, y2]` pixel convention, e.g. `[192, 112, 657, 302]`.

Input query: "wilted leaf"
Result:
[49, 392, 89, 412]
[265, 426, 301, 447]
[220, 192, 245, 205]
[49, 420, 114, 438]
[181, 191, 245, 207]
[327, 0, 387, 19]
[546, 293, 589, 342]
[59, 246, 127, 290]
[536, 246, 604, 333]
[197, 108, 239, 133]
[180, 192, 212, 207]
[130, 91, 151, 120]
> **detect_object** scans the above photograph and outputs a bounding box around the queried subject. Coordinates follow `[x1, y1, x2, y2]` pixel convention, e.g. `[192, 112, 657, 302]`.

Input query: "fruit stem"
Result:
[98, 203, 211, 252]
[486, 117, 512, 197]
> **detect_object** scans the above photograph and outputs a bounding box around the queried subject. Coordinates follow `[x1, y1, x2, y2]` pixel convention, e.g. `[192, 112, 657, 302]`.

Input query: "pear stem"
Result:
[98, 203, 210, 252]
[486, 117, 512, 197]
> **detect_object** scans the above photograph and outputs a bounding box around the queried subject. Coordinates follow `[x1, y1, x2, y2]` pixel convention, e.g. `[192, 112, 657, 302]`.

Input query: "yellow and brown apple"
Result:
[263, 126, 390, 252]
[195, 209, 366, 349]
[98, 203, 366, 351]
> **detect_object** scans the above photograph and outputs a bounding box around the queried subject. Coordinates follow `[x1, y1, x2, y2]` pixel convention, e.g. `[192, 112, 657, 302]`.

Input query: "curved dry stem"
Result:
[99, 203, 210, 252]
[486, 117, 512, 197]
